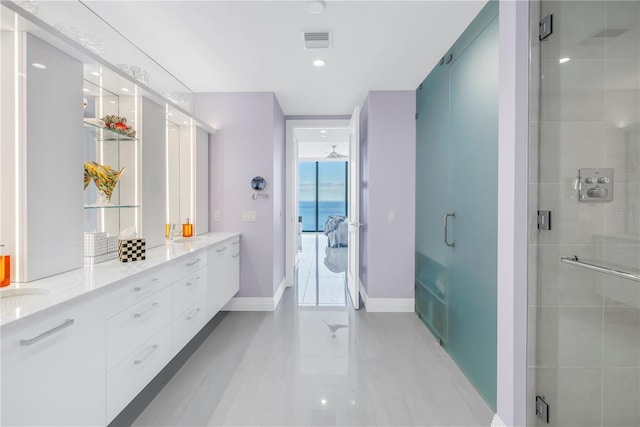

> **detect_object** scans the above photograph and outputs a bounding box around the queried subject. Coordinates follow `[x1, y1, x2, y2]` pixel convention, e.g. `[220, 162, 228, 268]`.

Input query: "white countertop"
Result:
[0, 232, 239, 329]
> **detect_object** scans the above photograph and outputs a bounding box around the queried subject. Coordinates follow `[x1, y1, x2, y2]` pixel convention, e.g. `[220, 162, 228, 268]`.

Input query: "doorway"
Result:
[285, 118, 359, 308]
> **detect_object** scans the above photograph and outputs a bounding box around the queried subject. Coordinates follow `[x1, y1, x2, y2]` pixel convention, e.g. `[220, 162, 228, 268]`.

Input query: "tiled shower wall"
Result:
[529, 1, 640, 426]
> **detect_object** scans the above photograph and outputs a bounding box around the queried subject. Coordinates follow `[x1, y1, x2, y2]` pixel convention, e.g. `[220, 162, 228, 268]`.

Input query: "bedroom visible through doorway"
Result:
[285, 118, 357, 308]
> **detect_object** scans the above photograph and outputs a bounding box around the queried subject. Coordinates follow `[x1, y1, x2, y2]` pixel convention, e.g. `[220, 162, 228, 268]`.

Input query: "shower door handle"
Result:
[444, 212, 455, 247]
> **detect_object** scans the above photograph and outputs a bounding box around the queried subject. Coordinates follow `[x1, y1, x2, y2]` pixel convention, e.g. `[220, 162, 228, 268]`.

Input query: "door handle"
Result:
[444, 212, 455, 247]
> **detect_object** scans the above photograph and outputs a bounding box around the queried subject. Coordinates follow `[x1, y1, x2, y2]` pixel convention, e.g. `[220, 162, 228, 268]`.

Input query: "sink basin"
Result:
[1, 288, 50, 319]
[0, 288, 50, 298]
[172, 237, 199, 243]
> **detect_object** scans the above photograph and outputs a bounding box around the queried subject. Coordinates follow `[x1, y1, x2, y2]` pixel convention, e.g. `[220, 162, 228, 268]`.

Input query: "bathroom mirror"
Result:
[167, 120, 181, 226]
[251, 176, 267, 191]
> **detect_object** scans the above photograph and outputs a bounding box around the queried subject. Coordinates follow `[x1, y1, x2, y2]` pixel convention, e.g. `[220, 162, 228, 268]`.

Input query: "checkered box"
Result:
[118, 238, 146, 262]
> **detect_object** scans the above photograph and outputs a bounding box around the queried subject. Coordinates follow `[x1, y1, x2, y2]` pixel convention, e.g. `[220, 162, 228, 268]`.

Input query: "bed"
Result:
[323, 215, 348, 248]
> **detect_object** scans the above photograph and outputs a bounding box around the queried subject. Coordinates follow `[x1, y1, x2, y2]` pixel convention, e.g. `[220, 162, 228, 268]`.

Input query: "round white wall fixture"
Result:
[313, 59, 326, 67]
[305, 0, 326, 14]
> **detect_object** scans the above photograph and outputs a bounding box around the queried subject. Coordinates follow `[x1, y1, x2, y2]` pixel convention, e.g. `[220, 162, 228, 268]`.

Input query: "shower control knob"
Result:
[597, 177, 610, 184]
[585, 177, 598, 184]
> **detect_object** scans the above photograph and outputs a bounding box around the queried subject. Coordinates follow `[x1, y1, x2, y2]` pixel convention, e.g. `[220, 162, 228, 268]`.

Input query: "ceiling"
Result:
[75, 0, 487, 115]
[295, 127, 350, 160]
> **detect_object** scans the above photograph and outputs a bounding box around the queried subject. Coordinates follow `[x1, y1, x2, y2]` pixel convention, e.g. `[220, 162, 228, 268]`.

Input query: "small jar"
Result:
[0, 246, 10, 287]
[182, 219, 193, 238]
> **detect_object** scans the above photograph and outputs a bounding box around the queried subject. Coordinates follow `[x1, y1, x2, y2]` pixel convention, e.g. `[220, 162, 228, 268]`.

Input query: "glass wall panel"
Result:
[298, 161, 347, 232]
[529, 1, 640, 425]
[318, 162, 347, 229]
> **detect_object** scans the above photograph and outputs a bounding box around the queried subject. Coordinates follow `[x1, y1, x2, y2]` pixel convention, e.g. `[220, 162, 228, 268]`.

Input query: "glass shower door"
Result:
[529, 1, 640, 425]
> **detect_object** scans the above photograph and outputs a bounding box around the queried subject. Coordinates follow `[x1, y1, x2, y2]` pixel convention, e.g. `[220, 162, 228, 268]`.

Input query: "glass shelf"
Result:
[83, 118, 138, 141]
[84, 204, 139, 210]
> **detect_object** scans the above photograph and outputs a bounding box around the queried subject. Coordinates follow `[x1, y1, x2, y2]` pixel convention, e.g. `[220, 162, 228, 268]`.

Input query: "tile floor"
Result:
[132, 234, 493, 426]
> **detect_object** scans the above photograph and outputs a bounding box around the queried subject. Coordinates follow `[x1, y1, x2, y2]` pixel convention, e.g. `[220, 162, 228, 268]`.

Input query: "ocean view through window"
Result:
[298, 161, 348, 232]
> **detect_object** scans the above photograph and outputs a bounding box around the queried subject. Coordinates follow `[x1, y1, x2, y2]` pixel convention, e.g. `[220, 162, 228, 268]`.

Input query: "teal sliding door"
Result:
[448, 15, 498, 411]
[415, 1, 498, 411]
[415, 51, 450, 345]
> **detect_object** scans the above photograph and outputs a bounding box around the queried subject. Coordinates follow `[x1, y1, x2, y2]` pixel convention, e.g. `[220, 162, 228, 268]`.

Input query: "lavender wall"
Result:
[361, 91, 416, 299]
[272, 97, 286, 292]
[194, 92, 286, 298]
[359, 98, 370, 295]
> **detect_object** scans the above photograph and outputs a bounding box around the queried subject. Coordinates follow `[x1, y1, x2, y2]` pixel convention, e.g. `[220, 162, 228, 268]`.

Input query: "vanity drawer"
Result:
[172, 266, 207, 318]
[106, 286, 172, 370]
[106, 265, 172, 317]
[172, 299, 207, 355]
[106, 326, 172, 423]
[172, 250, 208, 281]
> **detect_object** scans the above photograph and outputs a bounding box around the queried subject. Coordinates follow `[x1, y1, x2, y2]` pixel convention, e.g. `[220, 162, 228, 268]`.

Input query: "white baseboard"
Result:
[360, 284, 369, 306]
[273, 277, 287, 309]
[360, 285, 415, 313]
[491, 414, 507, 427]
[223, 278, 287, 311]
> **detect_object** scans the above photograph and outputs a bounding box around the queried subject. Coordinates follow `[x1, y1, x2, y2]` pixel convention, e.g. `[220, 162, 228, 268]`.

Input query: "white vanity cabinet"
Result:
[1, 299, 107, 426]
[172, 264, 209, 355]
[104, 272, 174, 423]
[0, 233, 239, 426]
[207, 237, 240, 317]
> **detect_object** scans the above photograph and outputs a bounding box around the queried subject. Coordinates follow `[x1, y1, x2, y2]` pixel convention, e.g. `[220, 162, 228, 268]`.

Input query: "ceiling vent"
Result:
[303, 31, 332, 49]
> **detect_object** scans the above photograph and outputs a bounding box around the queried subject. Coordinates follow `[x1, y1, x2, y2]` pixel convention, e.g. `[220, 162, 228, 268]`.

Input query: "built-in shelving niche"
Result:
[83, 79, 140, 236]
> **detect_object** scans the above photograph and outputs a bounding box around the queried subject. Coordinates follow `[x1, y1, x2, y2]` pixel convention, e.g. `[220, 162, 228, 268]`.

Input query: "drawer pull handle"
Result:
[216, 246, 227, 253]
[134, 278, 159, 292]
[186, 308, 201, 320]
[186, 258, 201, 267]
[231, 241, 239, 245]
[232, 253, 240, 258]
[185, 277, 201, 286]
[20, 319, 75, 346]
[134, 302, 159, 319]
[134, 344, 159, 365]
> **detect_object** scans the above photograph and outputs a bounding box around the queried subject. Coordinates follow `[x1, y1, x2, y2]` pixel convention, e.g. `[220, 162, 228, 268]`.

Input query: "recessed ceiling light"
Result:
[320, 399, 327, 405]
[31, 63, 46, 69]
[121, 87, 129, 92]
[320, 130, 327, 133]
[183, 121, 189, 124]
[109, 101, 116, 104]
[313, 59, 326, 67]
[83, 88, 90, 92]
[305, 0, 325, 14]
[91, 71, 101, 76]
[559, 57, 570, 64]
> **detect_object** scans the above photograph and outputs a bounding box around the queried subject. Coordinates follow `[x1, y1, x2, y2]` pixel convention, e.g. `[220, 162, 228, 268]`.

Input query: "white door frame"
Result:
[346, 106, 360, 309]
[285, 119, 350, 289]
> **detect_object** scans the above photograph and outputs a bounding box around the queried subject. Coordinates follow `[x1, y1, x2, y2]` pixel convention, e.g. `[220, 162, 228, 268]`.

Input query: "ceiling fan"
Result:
[326, 145, 347, 159]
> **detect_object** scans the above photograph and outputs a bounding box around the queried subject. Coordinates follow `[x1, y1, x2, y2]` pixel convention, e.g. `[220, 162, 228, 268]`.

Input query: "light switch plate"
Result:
[214, 210, 221, 221]
[388, 211, 396, 222]
[243, 211, 257, 222]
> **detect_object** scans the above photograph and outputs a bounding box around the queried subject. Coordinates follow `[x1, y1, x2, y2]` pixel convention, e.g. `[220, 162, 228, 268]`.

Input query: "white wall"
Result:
[495, 1, 530, 426]
[195, 92, 286, 303]
[359, 91, 416, 308]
